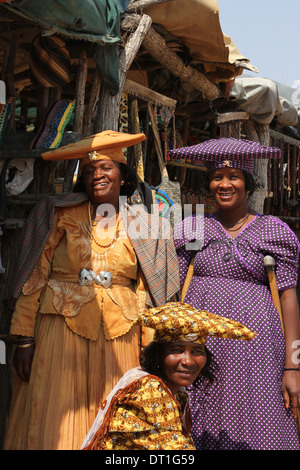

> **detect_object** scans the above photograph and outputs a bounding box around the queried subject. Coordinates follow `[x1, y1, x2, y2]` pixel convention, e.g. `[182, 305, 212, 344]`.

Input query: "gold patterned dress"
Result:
[82, 367, 195, 450]
[4, 202, 150, 450]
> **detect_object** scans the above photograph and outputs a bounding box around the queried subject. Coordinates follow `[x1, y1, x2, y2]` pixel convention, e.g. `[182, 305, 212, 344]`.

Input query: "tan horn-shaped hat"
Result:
[135, 302, 257, 344]
[41, 130, 146, 169]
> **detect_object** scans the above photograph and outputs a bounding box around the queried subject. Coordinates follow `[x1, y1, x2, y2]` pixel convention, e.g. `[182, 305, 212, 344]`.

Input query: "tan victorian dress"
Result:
[4, 202, 150, 450]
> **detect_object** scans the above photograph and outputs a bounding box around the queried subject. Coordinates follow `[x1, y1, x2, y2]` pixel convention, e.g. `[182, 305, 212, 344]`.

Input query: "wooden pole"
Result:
[264, 255, 284, 334]
[141, 26, 220, 101]
[83, 68, 102, 137]
[73, 49, 88, 134]
[244, 119, 270, 214]
[36, 87, 50, 130]
[95, 14, 152, 132]
[181, 256, 195, 301]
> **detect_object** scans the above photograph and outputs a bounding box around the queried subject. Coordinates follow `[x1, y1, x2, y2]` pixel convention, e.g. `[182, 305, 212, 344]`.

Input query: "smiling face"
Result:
[161, 342, 207, 395]
[82, 159, 123, 208]
[209, 167, 248, 212]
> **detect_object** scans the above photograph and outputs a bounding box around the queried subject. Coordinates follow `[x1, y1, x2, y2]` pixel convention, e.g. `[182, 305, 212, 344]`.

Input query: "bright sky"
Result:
[218, 0, 300, 88]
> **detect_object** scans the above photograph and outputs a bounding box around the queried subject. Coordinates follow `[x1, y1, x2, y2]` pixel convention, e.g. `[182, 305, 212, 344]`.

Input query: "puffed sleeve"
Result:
[9, 208, 66, 337]
[261, 216, 300, 291]
[173, 215, 203, 285]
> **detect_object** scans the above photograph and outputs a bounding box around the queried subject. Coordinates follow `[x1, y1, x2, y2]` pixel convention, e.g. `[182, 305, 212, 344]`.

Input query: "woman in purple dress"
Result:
[171, 138, 300, 450]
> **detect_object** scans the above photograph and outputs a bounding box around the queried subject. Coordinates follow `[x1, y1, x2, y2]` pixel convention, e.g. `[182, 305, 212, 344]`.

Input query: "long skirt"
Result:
[3, 313, 141, 450]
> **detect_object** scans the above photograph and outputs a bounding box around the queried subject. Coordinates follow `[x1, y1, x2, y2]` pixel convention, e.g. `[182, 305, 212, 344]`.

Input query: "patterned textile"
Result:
[174, 213, 300, 450]
[169, 137, 281, 174]
[7, 193, 180, 308]
[125, 203, 180, 307]
[136, 302, 256, 344]
[82, 367, 195, 450]
[0, 102, 12, 145]
[130, 98, 144, 181]
[119, 92, 128, 159]
[155, 187, 176, 218]
[30, 100, 75, 150]
[30, 34, 71, 88]
[119, 93, 128, 135]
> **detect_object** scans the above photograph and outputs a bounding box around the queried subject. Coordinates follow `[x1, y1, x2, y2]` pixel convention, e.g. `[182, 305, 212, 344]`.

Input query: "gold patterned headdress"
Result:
[135, 302, 256, 344]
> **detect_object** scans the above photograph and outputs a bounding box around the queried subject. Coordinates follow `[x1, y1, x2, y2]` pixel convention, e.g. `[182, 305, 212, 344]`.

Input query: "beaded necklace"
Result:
[88, 201, 120, 248]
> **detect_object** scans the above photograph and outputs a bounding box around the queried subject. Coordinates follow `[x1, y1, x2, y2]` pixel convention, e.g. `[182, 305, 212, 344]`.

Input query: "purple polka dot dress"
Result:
[174, 213, 300, 450]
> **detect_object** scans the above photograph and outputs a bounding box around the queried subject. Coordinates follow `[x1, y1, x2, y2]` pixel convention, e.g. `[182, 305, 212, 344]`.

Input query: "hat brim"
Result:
[41, 130, 146, 162]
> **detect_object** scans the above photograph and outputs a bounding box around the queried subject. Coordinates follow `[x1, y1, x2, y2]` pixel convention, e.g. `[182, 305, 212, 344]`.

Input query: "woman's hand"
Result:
[280, 288, 300, 419]
[281, 370, 300, 419]
[13, 339, 35, 382]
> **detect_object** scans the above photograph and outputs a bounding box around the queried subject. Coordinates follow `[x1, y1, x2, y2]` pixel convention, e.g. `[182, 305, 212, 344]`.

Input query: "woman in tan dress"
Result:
[4, 131, 180, 450]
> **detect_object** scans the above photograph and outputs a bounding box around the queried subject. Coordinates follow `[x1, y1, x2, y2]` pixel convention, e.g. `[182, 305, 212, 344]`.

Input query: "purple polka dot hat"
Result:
[168, 137, 281, 174]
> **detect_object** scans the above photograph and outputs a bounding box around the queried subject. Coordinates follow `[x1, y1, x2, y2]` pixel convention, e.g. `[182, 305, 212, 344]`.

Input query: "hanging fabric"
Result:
[119, 92, 128, 161]
[127, 98, 155, 213]
[148, 103, 181, 227]
[130, 98, 144, 182]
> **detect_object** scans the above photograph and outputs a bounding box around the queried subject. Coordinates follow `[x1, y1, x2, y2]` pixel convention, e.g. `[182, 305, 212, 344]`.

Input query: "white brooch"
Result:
[79, 269, 112, 288]
[88, 150, 98, 161]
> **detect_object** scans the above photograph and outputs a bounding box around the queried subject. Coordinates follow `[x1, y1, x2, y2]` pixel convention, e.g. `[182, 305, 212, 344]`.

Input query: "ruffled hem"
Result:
[10, 326, 35, 337]
[105, 321, 134, 341]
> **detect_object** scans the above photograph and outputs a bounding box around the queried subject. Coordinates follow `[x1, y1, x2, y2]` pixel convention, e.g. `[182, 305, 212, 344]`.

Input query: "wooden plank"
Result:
[124, 78, 176, 109]
[83, 68, 102, 136]
[127, 0, 171, 13]
[167, 161, 206, 172]
[0, 218, 25, 229]
[214, 111, 249, 124]
[73, 50, 88, 134]
[0, 149, 42, 159]
[270, 129, 300, 147]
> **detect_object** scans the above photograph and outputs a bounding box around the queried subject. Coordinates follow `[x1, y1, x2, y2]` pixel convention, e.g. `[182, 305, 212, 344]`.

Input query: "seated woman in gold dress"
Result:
[81, 302, 256, 450]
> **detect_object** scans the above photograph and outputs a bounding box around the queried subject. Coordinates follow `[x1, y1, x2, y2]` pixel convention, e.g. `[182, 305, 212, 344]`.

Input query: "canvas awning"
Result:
[143, 0, 257, 83]
[229, 76, 299, 128]
[4, 0, 256, 91]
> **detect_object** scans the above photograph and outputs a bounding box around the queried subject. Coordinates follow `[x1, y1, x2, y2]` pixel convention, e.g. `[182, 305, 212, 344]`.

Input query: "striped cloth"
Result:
[7, 193, 180, 308]
[30, 100, 75, 150]
[30, 34, 71, 88]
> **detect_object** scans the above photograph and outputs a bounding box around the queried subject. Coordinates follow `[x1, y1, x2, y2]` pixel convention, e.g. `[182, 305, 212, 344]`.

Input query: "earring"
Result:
[121, 181, 125, 186]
